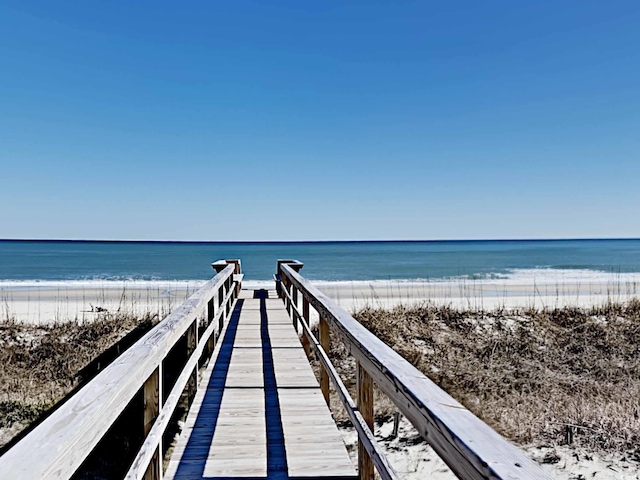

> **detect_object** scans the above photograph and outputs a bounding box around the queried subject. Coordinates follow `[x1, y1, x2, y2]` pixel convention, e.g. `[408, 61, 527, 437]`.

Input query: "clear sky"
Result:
[1, 1, 639, 241]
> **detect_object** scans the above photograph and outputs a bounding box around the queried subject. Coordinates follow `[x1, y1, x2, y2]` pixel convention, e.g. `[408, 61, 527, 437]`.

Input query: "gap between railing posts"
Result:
[277, 260, 555, 480]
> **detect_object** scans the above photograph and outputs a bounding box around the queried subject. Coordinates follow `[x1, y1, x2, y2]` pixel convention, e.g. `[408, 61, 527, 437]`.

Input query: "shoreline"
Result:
[1, 273, 639, 323]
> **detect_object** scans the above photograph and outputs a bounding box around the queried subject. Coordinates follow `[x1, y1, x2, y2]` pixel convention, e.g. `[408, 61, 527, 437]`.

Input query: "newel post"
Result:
[212, 259, 243, 331]
[276, 259, 304, 310]
[277, 260, 309, 351]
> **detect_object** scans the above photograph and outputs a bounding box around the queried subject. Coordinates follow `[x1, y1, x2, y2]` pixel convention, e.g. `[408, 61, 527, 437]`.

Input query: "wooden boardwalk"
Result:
[165, 289, 356, 480]
[1, 260, 553, 480]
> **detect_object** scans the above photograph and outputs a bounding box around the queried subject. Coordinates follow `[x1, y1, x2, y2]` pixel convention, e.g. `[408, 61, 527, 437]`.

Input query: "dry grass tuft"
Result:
[315, 299, 640, 454]
[0, 312, 158, 447]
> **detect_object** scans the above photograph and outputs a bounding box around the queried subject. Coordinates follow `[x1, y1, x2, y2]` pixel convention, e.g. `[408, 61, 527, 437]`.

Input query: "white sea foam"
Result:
[304, 268, 640, 288]
[488, 268, 640, 286]
[1, 268, 639, 292]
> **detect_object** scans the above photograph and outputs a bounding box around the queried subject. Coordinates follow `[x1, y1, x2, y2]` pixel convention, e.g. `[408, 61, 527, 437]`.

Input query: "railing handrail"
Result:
[0, 261, 241, 480]
[278, 261, 553, 480]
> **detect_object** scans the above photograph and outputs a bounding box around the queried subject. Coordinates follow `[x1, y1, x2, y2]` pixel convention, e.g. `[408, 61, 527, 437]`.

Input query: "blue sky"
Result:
[1, 1, 639, 241]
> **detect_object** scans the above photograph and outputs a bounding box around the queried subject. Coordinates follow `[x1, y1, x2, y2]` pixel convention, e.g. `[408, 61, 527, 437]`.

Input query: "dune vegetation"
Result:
[0, 312, 158, 449]
[319, 299, 640, 457]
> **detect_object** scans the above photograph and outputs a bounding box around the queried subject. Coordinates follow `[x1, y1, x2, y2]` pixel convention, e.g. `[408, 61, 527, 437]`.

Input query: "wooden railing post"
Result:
[186, 320, 198, 399]
[302, 297, 311, 358]
[285, 278, 291, 315]
[207, 298, 215, 353]
[218, 287, 225, 332]
[143, 366, 162, 480]
[319, 316, 330, 406]
[292, 286, 298, 313]
[291, 285, 299, 330]
[225, 277, 231, 317]
[357, 362, 374, 480]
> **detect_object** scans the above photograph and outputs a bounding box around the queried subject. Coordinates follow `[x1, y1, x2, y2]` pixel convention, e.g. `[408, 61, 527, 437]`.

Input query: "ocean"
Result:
[1, 239, 640, 288]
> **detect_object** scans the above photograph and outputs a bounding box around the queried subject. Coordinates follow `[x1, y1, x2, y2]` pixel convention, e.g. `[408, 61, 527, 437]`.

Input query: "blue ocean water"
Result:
[1, 239, 640, 283]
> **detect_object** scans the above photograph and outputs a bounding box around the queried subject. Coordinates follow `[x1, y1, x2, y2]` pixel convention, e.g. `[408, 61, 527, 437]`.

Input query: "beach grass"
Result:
[3, 291, 640, 471]
[315, 299, 640, 456]
[0, 311, 159, 449]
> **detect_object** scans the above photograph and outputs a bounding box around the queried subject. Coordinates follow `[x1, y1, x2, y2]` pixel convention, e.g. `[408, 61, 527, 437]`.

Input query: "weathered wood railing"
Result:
[0, 259, 243, 480]
[276, 260, 554, 480]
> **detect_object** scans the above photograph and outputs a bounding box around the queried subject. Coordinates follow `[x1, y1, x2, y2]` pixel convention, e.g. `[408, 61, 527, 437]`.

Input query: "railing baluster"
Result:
[319, 316, 330, 405]
[285, 278, 291, 315]
[301, 296, 311, 357]
[291, 284, 298, 330]
[225, 278, 231, 317]
[357, 361, 374, 480]
[186, 320, 198, 400]
[292, 285, 298, 314]
[143, 366, 162, 480]
[207, 298, 215, 353]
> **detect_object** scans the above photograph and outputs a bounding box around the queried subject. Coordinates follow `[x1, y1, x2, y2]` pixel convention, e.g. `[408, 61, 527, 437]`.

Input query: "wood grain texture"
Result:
[281, 263, 554, 480]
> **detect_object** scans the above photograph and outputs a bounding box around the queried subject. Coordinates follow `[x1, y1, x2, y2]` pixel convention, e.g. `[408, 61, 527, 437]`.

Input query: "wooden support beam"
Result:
[319, 316, 330, 406]
[357, 361, 374, 480]
[143, 367, 162, 480]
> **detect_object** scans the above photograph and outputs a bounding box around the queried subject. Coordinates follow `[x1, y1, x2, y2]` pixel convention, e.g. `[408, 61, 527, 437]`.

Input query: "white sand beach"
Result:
[3, 270, 640, 323]
[2, 276, 640, 478]
[0, 281, 204, 324]
[319, 279, 640, 312]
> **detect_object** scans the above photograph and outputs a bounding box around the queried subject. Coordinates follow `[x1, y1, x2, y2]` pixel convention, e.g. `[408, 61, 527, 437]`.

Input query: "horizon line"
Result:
[1, 237, 639, 244]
